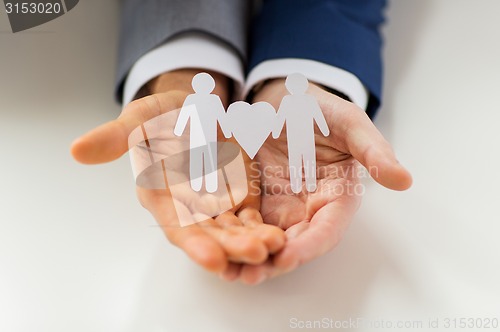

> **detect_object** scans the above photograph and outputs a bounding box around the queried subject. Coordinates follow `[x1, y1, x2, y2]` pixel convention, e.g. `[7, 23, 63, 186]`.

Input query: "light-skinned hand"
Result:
[71, 69, 286, 279]
[229, 79, 413, 284]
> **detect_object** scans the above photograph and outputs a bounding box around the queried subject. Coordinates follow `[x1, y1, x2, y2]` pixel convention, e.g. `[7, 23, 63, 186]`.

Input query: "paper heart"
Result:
[226, 101, 276, 159]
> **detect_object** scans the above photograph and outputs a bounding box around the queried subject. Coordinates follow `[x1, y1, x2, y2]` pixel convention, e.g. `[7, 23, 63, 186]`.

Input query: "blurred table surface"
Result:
[1, 1, 499, 331]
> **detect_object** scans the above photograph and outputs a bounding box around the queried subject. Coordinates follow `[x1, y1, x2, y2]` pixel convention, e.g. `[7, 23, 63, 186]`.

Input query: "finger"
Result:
[71, 92, 186, 164]
[169, 227, 228, 273]
[216, 210, 283, 253]
[201, 219, 268, 264]
[236, 206, 262, 227]
[147, 190, 228, 274]
[239, 259, 286, 285]
[238, 223, 308, 284]
[214, 211, 243, 228]
[320, 95, 412, 191]
[282, 220, 310, 240]
[274, 196, 354, 271]
[238, 207, 286, 254]
[252, 225, 286, 254]
[219, 263, 242, 282]
[239, 262, 270, 285]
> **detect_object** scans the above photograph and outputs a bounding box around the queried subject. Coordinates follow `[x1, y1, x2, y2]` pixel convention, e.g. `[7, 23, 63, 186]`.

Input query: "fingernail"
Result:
[253, 274, 266, 285]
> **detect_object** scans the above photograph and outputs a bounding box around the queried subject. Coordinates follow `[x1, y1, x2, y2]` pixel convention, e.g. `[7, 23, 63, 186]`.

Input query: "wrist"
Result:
[145, 69, 232, 105]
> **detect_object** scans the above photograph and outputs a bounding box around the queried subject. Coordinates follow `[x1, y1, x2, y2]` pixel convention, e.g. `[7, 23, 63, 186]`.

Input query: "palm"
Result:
[258, 131, 361, 233]
[237, 79, 412, 280]
[71, 70, 411, 284]
[72, 88, 286, 280]
[254, 102, 362, 271]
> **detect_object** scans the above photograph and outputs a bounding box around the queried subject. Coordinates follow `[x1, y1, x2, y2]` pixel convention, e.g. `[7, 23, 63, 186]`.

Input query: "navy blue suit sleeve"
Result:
[249, 0, 387, 118]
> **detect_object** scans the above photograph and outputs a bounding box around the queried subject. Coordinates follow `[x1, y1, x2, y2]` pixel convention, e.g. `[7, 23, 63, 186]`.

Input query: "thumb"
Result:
[71, 93, 184, 164]
[322, 97, 413, 191]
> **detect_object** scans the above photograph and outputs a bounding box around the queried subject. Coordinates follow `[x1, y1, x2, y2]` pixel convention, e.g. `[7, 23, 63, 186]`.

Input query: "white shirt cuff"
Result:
[244, 59, 369, 110]
[122, 32, 245, 105]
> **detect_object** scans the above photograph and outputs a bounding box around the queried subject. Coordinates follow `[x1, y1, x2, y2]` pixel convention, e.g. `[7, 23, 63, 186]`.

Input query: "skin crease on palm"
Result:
[71, 69, 412, 286]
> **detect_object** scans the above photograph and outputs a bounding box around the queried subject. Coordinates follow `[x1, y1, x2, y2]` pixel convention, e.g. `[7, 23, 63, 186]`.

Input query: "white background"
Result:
[1, 1, 499, 331]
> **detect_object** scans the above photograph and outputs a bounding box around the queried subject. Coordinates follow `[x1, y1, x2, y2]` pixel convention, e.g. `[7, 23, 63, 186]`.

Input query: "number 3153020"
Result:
[5, 2, 62, 14]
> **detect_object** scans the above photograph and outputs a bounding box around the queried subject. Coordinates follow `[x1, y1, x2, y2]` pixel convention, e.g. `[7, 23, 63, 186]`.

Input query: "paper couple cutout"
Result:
[174, 72, 330, 194]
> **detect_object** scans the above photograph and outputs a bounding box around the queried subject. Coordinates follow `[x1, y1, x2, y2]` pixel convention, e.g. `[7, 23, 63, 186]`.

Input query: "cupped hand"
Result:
[70, 69, 285, 278]
[233, 79, 412, 284]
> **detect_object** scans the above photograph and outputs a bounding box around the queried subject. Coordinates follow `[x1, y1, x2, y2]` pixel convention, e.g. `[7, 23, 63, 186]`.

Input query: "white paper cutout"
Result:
[173, 73, 232, 193]
[128, 108, 248, 227]
[173, 72, 330, 195]
[226, 101, 276, 159]
[272, 73, 330, 193]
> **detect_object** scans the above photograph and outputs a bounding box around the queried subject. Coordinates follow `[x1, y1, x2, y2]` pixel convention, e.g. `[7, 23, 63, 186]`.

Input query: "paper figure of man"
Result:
[174, 73, 231, 193]
[272, 73, 330, 193]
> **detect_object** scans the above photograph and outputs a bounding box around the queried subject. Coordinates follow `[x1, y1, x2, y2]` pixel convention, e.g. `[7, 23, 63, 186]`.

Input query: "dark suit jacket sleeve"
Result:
[248, 0, 387, 118]
[115, 0, 251, 102]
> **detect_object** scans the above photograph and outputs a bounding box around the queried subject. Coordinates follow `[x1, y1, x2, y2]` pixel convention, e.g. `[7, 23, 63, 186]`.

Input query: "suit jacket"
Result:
[116, 0, 251, 102]
[116, 0, 386, 118]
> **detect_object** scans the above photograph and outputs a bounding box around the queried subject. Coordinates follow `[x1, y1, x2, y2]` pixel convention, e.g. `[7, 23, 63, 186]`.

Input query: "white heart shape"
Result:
[226, 101, 276, 159]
